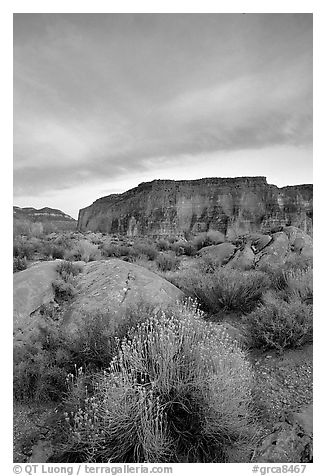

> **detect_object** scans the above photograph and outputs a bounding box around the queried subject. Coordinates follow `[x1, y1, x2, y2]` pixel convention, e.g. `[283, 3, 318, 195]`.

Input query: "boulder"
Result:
[198, 242, 236, 266]
[227, 244, 255, 270]
[254, 421, 312, 463]
[13, 261, 59, 336]
[63, 259, 184, 331]
[206, 230, 225, 244]
[255, 232, 290, 267]
[251, 235, 272, 253]
[283, 226, 312, 245]
[283, 226, 313, 258]
[288, 404, 313, 437]
[254, 405, 313, 463]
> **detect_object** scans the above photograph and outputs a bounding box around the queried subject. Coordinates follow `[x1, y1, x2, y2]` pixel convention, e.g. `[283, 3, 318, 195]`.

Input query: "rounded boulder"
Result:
[64, 259, 184, 330]
[198, 242, 236, 266]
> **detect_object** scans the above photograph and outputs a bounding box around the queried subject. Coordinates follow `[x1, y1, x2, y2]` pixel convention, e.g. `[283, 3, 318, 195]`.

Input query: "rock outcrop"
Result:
[63, 259, 184, 332]
[14, 206, 77, 233]
[77, 177, 312, 237]
[254, 404, 313, 463]
[198, 242, 237, 266]
[199, 226, 312, 270]
[13, 261, 59, 341]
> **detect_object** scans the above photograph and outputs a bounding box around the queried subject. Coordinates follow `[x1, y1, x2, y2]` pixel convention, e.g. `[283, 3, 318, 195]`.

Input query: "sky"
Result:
[13, 13, 313, 219]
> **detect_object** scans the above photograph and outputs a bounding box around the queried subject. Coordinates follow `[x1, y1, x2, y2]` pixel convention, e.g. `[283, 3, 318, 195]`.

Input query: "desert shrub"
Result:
[13, 256, 27, 272]
[101, 243, 130, 258]
[131, 243, 158, 261]
[258, 263, 288, 291]
[31, 222, 44, 237]
[66, 240, 101, 262]
[170, 240, 184, 255]
[283, 267, 313, 304]
[50, 245, 66, 259]
[64, 302, 156, 372]
[86, 233, 103, 245]
[13, 219, 32, 237]
[52, 279, 77, 302]
[13, 301, 157, 403]
[58, 301, 257, 463]
[283, 253, 312, 271]
[14, 357, 68, 402]
[244, 293, 313, 351]
[13, 324, 69, 402]
[39, 302, 60, 320]
[197, 254, 223, 273]
[259, 259, 313, 303]
[53, 234, 75, 249]
[156, 238, 170, 251]
[182, 241, 197, 256]
[173, 268, 270, 313]
[155, 253, 180, 272]
[191, 233, 208, 251]
[56, 260, 83, 281]
[170, 240, 196, 256]
[52, 260, 83, 302]
[13, 240, 34, 259]
[27, 236, 42, 252]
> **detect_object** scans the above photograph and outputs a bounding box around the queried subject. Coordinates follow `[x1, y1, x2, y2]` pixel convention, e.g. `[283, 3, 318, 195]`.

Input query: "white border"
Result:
[3, 2, 323, 474]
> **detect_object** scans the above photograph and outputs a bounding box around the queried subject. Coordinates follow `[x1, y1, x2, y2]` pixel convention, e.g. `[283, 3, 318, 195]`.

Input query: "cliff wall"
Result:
[77, 177, 313, 237]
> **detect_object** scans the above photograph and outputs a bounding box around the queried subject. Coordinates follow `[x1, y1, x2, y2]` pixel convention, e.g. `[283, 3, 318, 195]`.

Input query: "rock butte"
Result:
[77, 177, 313, 238]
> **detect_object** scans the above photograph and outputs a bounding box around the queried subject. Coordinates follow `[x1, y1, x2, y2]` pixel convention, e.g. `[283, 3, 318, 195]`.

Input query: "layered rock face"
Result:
[78, 177, 313, 237]
[14, 206, 77, 233]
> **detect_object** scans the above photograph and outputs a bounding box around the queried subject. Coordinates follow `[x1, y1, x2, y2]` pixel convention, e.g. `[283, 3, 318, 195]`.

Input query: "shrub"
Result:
[282, 253, 312, 271]
[64, 302, 155, 372]
[182, 241, 197, 256]
[191, 233, 208, 251]
[170, 240, 196, 256]
[191, 231, 225, 251]
[284, 267, 313, 304]
[13, 324, 69, 402]
[31, 222, 44, 237]
[13, 256, 27, 272]
[258, 263, 287, 291]
[101, 243, 130, 258]
[13, 219, 32, 237]
[53, 234, 75, 249]
[56, 260, 83, 281]
[13, 302, 156, 403]
[197, 254, 223, 274]
[155, 253, 180, 272]
[131, 243, 158, 261]
[51, 245, 66, 259]
[59, 301, 257, 463]
[173, 267, 270, 313]
[66, 240, 101, 262]
[52, 279, 77, 302]
[244, 293, 313, 351]
[156, 239, 170, 251]
[13, 240, 34, 259]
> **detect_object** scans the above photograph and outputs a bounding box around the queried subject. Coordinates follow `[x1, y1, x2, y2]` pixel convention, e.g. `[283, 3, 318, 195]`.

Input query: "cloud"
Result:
[13, 13, 312, 201]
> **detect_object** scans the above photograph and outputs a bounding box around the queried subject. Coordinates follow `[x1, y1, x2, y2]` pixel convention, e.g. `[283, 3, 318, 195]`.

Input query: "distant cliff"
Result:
[14, 206, 77, 233]
[77, 177, 313, 237]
